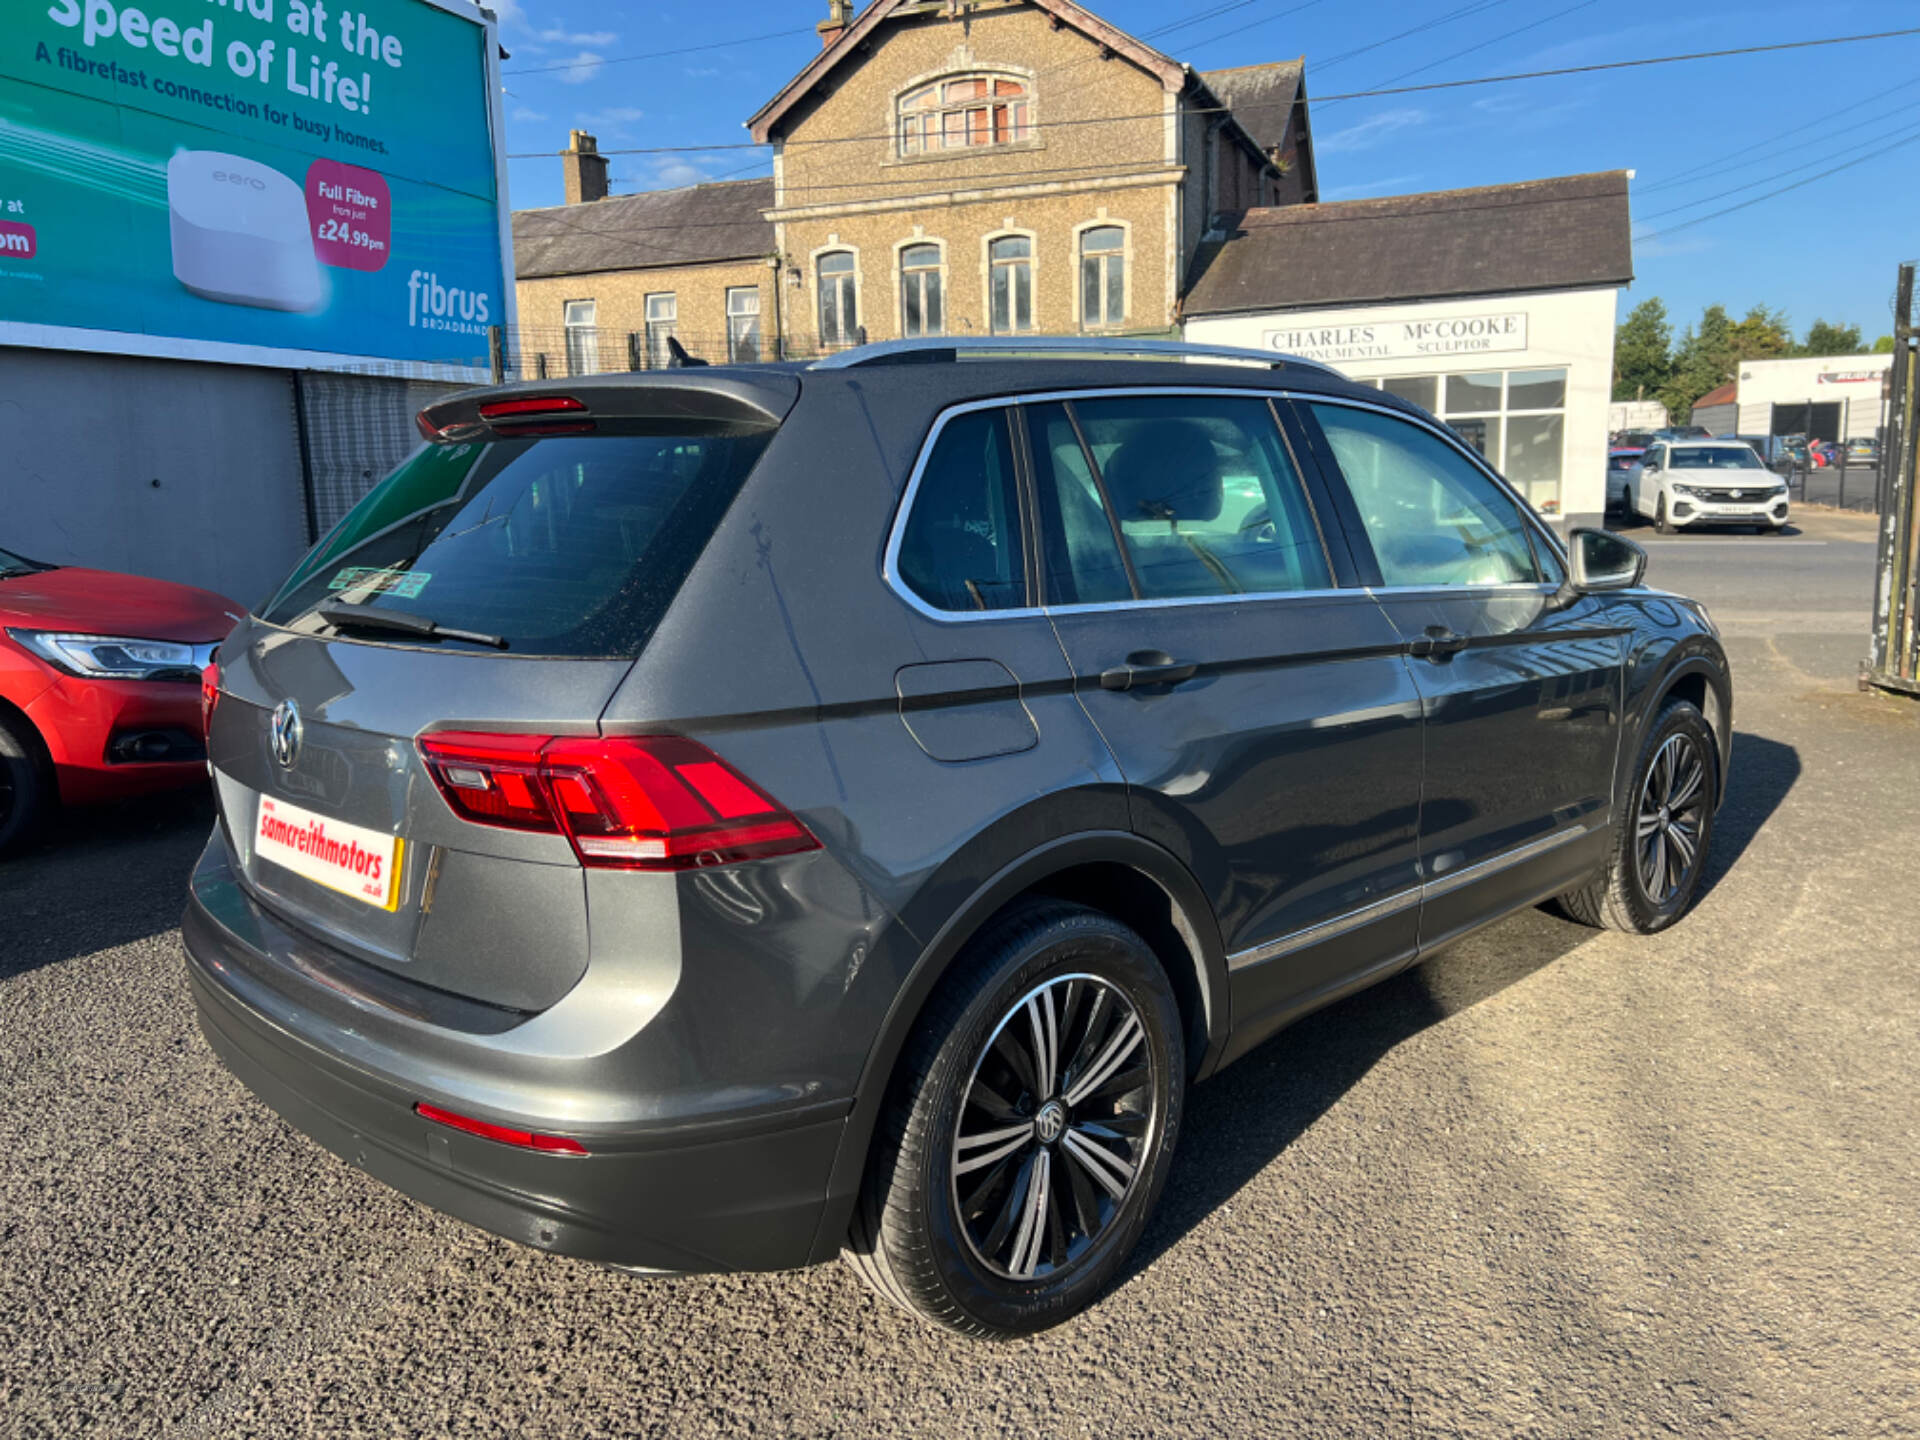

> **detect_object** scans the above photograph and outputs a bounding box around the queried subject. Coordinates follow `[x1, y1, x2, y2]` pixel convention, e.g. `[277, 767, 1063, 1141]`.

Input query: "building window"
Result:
[1079, 226, 1124, 330]
[564, 299, 598, 375]
[898, 74, 1032, 156]
[989, 236, 1033, 335]
[818, 251, 858, 349]
[1369, 366, 1569, 514]
[644, 293, 676, 369]
[727, 286, 761, 363]
[900, 243, 944, 338]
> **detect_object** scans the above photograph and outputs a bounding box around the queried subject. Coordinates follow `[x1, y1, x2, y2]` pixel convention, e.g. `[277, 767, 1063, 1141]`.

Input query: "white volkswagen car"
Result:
[1628, 440, 1790, 533]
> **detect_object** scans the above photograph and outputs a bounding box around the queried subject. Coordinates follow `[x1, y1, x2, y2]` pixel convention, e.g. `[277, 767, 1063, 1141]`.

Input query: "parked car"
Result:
[184, 338, 1733, 1338]
[1607, 447, 1645, 512]
[1845, 437, 1879, 466]
[1614, 429, 1657, 450]
[0, 546, 241, 852]
[1628, 439, 1791, 533]
[1651, 425, 1713, 443]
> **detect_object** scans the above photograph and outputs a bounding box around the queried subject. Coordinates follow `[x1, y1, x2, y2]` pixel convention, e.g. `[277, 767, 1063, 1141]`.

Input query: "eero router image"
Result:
[168, 150, 322, 312]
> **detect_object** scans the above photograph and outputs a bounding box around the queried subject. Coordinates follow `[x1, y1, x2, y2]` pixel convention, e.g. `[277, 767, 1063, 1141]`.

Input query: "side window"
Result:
[1027, 403, 1133, 605]
[896, 408, 1027, 613]
[1036, 395, 1331, 602]
[1308, 403, 1541, 588]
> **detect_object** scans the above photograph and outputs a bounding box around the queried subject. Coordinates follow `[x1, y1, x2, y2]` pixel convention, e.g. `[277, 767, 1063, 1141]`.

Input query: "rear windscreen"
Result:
[260, 425, 774, 657]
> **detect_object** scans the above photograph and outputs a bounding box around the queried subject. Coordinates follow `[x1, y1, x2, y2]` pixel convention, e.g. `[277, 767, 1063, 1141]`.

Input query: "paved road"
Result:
[4, 512, 1917, 1439]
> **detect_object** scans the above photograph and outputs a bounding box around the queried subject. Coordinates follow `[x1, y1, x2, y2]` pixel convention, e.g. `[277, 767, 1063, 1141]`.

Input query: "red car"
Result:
[0, 545, 241, 852]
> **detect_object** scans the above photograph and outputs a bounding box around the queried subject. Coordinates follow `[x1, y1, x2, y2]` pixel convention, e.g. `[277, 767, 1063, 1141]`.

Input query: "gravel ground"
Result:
[3, 510, 1917, 1439]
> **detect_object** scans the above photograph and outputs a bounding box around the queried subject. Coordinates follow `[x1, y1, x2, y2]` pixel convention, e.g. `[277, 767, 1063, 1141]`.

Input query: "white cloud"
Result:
[511, 106, 549, 123]
[1322, 173, 1425, 201]
[555, 51, 604, 85]
[540, 27, 618, 46]
[1318, 108, 1427, 154]
[685, 66, 720, 77]
[491, 0, 527, 28]
[654, 159, 707, 187]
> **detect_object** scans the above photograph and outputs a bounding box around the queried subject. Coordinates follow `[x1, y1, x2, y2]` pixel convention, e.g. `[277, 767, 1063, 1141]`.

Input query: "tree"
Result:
[1613, 297, 1672, 401]
[1728, 305, 1794, 362]
[1873, 334, 1896, 353]
[1801, 318, 1865, 356]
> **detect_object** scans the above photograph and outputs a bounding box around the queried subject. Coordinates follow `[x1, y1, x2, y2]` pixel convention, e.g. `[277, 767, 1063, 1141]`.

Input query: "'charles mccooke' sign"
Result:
[1264, 312, 1529, 364]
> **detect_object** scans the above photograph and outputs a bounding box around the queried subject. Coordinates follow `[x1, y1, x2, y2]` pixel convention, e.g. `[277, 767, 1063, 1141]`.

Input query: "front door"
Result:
[1291, 399, 1625, 950]
[1020, 391, 1428, 1057]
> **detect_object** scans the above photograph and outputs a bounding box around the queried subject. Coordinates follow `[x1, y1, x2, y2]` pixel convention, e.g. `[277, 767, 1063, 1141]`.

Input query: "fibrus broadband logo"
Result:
[407, 270, 491, 334]
[0, 221, 38, 258]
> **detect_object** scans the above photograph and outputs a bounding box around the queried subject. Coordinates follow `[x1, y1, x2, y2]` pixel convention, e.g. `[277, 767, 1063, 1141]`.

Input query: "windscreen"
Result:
[260, 425, 774, 656]
[1671, 447, 1764, 470]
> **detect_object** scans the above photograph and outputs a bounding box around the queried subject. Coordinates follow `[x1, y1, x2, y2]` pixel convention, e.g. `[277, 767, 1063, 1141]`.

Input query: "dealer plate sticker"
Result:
[255, 794, 404, 911]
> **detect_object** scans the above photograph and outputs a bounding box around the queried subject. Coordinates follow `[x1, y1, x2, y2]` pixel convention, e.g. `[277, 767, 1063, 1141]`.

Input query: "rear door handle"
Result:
[1406, 627, 1470, 661]
[1100, 650, 1199, 691]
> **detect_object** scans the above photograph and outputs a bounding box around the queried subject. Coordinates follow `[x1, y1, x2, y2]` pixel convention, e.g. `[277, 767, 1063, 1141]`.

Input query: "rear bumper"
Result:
[183, 850, 848, 1274]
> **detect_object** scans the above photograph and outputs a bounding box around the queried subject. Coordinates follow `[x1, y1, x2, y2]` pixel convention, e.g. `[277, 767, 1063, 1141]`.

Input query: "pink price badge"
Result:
[305, 160, 391, 272]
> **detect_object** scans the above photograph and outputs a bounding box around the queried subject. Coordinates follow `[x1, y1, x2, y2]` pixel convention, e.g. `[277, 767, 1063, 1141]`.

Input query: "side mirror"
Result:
[1554, 527, 1646, 607]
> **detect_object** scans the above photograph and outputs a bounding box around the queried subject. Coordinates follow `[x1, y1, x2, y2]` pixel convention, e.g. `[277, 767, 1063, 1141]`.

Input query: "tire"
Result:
[846, 900, 1186, 1338]
[1654, 494, 1676, 535]
[1556, 699, 1717, 934]
[0, 711, 51, 857]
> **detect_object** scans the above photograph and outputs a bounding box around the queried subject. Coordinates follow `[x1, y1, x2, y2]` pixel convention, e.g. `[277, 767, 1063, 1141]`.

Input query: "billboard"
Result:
[0, 0, 509, 376]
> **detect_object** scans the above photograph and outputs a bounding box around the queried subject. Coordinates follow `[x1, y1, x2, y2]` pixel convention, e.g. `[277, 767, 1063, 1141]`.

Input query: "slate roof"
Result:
[512, 178, 775, 280]
[1199, 61, 1303, 156]
[1181, 171, 1634, 317]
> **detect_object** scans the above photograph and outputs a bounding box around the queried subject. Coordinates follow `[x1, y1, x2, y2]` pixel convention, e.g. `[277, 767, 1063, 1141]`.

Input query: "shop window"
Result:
[900, 243, 944, 337]
[564, 299, 598, 376]
[1079, 226, 1125, 330]
[989, 236, 1033, 335]
[1380, 375, 1437, 413]
[726, 287, 761, 364]
[898, 74, 1032, 156]
[818, 251, 858, 348]
[644, 293, 676, 369]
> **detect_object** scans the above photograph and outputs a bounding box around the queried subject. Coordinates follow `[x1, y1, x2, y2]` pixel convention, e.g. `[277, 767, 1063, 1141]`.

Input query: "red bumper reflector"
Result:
[414, 1101, 589, 1156]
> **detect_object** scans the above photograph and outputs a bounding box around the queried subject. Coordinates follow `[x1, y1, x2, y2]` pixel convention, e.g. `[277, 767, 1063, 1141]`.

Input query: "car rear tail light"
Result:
[414, 1102, 588, 1156]
[418, 732, 820, 871]
[200, 659, 220, 734]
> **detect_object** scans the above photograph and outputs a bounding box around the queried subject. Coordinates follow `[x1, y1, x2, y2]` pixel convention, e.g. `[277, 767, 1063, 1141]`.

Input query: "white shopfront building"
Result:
[1180, 172, 1633, 529]
[1733, 354, 1893, 443]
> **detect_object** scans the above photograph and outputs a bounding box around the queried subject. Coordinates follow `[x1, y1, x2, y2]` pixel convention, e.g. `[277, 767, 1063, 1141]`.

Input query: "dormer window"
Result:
[898, 74, 1032, 156]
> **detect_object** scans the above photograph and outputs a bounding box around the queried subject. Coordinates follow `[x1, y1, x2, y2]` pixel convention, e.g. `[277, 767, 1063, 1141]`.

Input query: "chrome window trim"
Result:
[881, 386, 1574, 625]
[1225, 821, 1597, 973]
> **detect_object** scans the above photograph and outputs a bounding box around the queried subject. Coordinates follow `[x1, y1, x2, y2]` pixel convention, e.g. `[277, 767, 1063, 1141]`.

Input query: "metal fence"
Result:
[1866, 262, 1920, 697]
[489, 324, 860, 381]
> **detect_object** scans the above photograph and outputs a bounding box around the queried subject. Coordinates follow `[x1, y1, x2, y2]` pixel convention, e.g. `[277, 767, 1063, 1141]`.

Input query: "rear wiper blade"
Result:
[315, 601, 509, 650]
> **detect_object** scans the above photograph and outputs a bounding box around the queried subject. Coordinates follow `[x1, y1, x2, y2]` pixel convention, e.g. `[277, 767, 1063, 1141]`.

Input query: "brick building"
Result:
[511, 0, 1317, 366]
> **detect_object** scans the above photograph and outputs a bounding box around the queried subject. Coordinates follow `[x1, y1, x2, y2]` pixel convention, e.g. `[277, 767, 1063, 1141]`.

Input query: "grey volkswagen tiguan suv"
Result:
[186, 339, 1732, 1337]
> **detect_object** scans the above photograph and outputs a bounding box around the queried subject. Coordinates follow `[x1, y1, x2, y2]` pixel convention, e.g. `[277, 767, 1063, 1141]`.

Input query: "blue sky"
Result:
[495, 0, 1920, 343]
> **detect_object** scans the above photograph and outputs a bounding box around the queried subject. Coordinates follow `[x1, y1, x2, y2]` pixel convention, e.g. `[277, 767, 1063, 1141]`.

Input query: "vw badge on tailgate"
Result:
[271, 699, 303, 769]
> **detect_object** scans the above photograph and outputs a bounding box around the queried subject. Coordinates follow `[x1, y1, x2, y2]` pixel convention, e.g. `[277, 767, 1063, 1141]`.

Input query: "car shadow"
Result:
[0, 788, 214, 981]
[1127, 728, 1798, 1279]
[1696, 730, 1798, 897]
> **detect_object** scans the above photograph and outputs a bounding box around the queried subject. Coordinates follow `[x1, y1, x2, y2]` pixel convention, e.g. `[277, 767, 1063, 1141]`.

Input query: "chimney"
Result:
[563, 130, 608, 205]
[817, 0, 852, 48]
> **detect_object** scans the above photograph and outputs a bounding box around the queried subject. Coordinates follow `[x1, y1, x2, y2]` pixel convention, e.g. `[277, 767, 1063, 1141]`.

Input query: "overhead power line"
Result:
[505, 25, 1920, 159]
[1638, 113, 1920, 221]
[503, 25, 816, 78]
[1638, 74, 1920, 194]
[1639, 126, 1920, 239]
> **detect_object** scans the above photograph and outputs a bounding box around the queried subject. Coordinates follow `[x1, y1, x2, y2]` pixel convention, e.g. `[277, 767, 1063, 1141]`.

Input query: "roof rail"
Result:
[807, 335, 1341, 377]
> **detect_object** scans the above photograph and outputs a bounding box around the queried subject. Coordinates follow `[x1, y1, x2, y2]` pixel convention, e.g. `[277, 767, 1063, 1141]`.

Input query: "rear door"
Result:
[1290, 398, 1623, 950]
[1025, 390, 1427, 1054]
[209, 396, 788, 1012]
